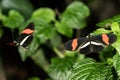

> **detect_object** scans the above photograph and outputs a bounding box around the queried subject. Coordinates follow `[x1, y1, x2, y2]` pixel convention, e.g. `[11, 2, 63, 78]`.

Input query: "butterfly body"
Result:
[64, 33, 117, 54]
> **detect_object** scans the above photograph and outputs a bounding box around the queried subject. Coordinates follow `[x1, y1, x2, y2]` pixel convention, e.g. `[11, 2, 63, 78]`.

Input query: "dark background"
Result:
[0, 0, 120, 80]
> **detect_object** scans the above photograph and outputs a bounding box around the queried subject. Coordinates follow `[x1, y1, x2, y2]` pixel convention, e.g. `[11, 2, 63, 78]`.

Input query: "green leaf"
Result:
[32, 8, 55, 23]
[49, 54, 113, 80]
[55, 1, 90, 37]
[18, 37, 39, 61]
[29, 17, 57, 43]
[117, 76, 120, 80]
[113, 53, 120, 77]
[99, 46, 114, 62]
[28, 77, 40, 80]
[66, 1, 89, 18]
[48, 56, 76, 80]
[55, 21, 73, 37]
[96, 15, 120, 27]
[0, 9, 6, 21]
[61, 1, 90, 29]
[68, 58, 113, 80]
[112, 33, 120, 55]
[64, 51, 83, 59]
[3, 10, 24, 29]
[50, 34, 62, 48]
[31, 49, 49, 72]
[111, 22, 120, 32]
[92, 28, 110, 35]
[1, 0, 34, 18]
[37, 24, 56, 44]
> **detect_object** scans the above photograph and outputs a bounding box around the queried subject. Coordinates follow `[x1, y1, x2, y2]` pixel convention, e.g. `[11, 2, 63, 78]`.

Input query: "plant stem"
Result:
[31, 49, 49, 73]
[53, 47, 65, 58]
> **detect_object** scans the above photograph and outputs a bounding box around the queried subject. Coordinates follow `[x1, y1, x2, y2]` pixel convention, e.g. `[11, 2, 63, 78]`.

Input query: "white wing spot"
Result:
[19, 35, 31, 46]
[77, 41, 104, 50]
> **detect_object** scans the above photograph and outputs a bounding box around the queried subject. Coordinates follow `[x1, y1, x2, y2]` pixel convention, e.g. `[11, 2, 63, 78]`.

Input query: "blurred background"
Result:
[0, 0, 120, 80]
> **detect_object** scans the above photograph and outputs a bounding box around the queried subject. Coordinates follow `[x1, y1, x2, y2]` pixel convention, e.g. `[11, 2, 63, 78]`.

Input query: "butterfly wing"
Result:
[64, 38, 89, 51]
[17, 23, 34, 47]
[89, 33, 117, 53]
[91, 33, 117, 45]
[64, 33, 117, 54]
[79, 43, 103, 54]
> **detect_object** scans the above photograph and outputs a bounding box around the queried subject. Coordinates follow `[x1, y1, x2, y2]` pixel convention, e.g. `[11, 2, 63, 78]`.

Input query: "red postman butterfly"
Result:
[64, 33, 117, 54]
[9, 22, 34, 48]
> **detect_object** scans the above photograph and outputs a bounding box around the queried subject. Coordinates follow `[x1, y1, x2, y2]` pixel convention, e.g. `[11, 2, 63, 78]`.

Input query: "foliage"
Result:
[96, 15, 120, 27]
[1, 0, 120, 80]
[48, 14, 120, 80]
[0, 0, 34, 18]
[55, 1, 90, 37]
[28, 77, 40, 80]
[2, 10, 24, 29]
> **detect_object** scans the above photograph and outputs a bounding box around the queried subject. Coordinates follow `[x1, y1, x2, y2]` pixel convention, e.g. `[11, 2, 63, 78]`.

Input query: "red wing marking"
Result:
[102, 34, 109, 45]
[72, 39, 78, 51]
[22, 29, 34, 34]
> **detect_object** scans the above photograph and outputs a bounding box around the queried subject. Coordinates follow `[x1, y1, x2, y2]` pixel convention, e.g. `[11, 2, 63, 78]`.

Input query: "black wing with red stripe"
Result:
[16, 22, 34, 47]
[64, 33, 117, 54]
[64, 38, 88, 51]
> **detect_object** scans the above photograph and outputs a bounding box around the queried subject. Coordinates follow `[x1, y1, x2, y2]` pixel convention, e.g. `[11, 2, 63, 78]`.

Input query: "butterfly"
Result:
[9, 22, 34, 48]
[64, 33, 117, 54]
